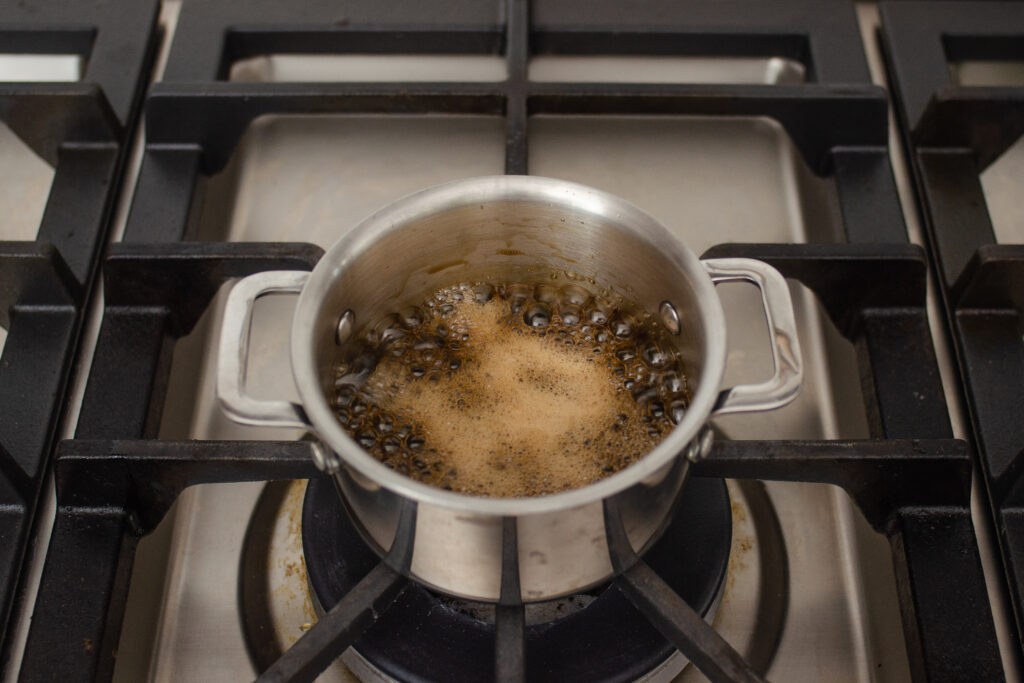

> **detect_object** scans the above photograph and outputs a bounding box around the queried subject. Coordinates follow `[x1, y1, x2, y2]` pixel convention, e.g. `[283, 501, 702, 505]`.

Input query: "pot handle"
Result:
[217, 270, 312, 429]
[702, 258, 803, 416]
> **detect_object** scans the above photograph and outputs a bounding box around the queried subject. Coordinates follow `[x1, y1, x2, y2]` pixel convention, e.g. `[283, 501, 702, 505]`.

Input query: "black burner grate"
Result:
[0, 0, 158, 658]
[299, 475, 734, 682]
[881, 0, 1024, 668]
[8, 0, 1008, 681]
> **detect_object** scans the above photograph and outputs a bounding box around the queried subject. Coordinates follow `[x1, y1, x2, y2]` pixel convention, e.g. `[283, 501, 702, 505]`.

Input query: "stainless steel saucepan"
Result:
[217, 175, 802, 603]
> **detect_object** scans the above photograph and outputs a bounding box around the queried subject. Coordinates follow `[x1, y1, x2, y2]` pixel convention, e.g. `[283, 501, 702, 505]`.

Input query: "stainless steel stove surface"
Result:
[2, 1, 1022, 682]
[117, 44, 898, 683]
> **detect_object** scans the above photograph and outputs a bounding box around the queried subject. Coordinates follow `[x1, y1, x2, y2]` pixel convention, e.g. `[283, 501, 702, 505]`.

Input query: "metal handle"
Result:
[217, 270, 311, 429]
[702, 258, 803, 416]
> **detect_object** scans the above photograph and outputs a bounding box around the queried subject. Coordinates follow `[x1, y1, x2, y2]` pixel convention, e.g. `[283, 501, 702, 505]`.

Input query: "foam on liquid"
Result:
[332, 280, 690, 498]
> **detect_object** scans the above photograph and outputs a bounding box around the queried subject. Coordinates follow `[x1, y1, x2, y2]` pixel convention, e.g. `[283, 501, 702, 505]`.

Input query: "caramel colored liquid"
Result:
[332, 280, 689, 498]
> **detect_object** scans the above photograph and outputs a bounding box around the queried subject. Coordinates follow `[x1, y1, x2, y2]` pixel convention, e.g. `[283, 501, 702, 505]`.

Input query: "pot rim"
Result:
[291, 175, 727, 515]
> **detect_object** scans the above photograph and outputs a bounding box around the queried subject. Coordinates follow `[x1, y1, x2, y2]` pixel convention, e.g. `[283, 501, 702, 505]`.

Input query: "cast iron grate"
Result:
[0, 0, 159, 657]
[297, 473, 738, 683]
[881, 0, 1024, 667]
[12, 0, 1006, 681]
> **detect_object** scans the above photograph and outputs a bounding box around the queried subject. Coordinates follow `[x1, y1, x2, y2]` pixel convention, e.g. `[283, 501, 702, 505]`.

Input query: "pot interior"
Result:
[298, 177, 724, 504]
[294, 175, 729, 507]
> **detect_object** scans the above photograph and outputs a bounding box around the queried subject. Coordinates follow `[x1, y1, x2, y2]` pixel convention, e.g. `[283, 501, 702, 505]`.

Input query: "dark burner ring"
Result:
[303, 476, 731, 683]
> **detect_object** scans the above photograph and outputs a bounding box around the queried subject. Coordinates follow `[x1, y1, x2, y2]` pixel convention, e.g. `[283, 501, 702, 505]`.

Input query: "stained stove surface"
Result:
[104, 51, 914, 682]
[3, 1, 1020, 681]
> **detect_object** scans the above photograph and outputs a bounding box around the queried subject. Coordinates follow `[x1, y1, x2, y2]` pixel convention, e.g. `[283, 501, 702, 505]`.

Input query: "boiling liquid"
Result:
[331, 279, 690, 498]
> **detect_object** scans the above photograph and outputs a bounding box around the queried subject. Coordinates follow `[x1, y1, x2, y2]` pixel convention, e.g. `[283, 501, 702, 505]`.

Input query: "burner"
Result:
[301, 476, 731, 682]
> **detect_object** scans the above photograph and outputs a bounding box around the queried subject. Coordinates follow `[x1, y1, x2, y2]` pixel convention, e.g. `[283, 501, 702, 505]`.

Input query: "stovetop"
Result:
[2, 1, 1024, 681]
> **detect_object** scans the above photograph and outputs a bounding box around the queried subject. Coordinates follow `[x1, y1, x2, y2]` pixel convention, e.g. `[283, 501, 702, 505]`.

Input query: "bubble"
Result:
[611, 314, 636, 339]
[534, 284, 558, 304]
[399, 306, 425, 329]
[641, 342, 670, 369]
[415, 336, 443, 351]
[559, 304, 582, 326]
[524, 303, 553, 328]
[474, 284, 494, 303]
[587, 299, 612, 326]
[356, 432, 377, 449]
[669, 400, 687, 425]
[334, 385, 356, 407]
[386, 337, 412, 358]
[632, 385, 658, 404]
[560, 284, 591, 307]
[351, 352, 377, 375]
[373, 315, 406, 346]
[506, 284, 531, 313]
[660, 371, 685, 396]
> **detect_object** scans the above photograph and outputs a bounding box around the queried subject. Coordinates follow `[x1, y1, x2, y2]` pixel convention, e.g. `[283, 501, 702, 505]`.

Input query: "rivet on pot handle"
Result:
[217, 270, 312, 429]
[702, 258, 803, 416]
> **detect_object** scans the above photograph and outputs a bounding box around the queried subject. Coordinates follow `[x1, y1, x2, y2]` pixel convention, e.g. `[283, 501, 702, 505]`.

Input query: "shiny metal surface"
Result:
[0, 54, 82, 82]
[528, 56, 805, 85]
[217, 176, 803, 601]
[228, 54, 803, 87]
[949, 60, 1024, 88]
[702, 258, 802, 416]
[122, 52, 921, 681]
[980, 135, 1024, 245]
[218, 270, 310, 429]
[230, 54, 507, 83]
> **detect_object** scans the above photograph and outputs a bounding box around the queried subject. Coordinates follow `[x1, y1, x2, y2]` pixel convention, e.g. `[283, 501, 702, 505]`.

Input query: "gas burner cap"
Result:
[300, 476, 731, 682]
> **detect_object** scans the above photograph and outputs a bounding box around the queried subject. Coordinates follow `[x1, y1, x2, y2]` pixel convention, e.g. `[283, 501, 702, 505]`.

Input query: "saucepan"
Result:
[216, 175, 802, 602]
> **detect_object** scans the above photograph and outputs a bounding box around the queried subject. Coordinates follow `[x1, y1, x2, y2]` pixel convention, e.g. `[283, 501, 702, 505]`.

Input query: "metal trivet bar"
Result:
[603, 496, 761, 683]
[13, 0, 1006, 680]
[20, 437, 989, 682]
[296, 473, 734, 683]
[880, 0, 1024, 665]
[0, 0, 158, 655]
[22, 237, 1002, 682]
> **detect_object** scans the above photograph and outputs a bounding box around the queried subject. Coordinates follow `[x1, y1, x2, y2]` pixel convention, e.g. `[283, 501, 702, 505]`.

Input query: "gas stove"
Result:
[1, 1, 1023, 681]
